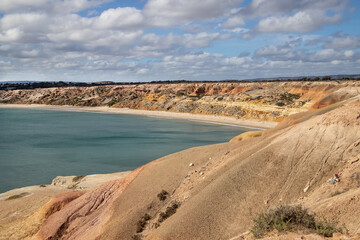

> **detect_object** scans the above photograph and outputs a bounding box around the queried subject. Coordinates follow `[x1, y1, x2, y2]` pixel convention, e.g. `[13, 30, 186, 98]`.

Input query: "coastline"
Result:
[0, 103, 277, 130]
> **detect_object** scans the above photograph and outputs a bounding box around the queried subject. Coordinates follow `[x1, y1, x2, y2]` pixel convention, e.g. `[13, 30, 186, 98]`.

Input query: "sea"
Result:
[0, 108, 248, 193]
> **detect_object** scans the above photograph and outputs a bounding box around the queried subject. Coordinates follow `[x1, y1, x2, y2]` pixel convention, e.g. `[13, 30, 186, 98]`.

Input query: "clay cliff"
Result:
[1, 80, 359, 122]
[1, 81, 360, 240]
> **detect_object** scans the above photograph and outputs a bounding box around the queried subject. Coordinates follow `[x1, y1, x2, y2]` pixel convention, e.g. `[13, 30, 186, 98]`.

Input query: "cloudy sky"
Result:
[0, 0, 359, 82]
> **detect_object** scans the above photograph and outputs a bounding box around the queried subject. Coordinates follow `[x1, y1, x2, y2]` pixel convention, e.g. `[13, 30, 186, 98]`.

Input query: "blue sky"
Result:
[0, 0, 359, 82]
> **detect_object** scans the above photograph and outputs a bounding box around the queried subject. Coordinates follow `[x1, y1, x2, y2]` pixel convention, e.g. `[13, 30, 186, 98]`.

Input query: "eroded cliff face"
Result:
[1, 81, 359, 122]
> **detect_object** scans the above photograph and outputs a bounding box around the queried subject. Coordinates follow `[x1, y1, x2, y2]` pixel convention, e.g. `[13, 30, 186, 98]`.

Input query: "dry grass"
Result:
[251, 205, 342, 238]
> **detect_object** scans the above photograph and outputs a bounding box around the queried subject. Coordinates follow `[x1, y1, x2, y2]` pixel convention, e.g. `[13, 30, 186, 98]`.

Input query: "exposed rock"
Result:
[1, 81, 359, 122]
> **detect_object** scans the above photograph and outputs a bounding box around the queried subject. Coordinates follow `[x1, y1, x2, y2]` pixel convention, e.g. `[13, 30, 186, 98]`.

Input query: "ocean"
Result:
[0, 108, 247, 193]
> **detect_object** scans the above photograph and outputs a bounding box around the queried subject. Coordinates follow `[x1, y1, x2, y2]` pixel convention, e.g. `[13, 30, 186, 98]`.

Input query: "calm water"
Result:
[0, 108, 247, 193]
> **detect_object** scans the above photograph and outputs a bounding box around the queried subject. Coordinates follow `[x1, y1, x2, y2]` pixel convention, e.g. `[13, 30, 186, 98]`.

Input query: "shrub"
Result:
[315, 221, 341, 237]
[136, 213, 151, 233]
[157, 190, 169, 201]
[131, 234, 142, 240]
[279, 93, 300, 101]
[251, 205, 341, 239]
[158, 202, 180, 223]
[5, 192, 29, 200]
[107, 99, 117, 107]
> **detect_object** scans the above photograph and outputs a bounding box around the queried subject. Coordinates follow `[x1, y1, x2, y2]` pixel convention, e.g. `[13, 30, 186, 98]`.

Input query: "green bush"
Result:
[251, 205, 342, 239]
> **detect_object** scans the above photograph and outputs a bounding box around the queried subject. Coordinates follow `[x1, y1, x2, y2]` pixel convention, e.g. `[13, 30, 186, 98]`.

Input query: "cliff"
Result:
[1, 81, 359, 122]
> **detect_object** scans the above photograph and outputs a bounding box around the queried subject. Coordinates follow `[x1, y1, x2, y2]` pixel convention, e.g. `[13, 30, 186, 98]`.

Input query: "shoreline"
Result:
[0, 103, 277, 129]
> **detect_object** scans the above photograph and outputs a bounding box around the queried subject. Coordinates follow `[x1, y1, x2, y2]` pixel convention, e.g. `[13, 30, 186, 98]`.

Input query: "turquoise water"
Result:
[0, 108, 247, 193]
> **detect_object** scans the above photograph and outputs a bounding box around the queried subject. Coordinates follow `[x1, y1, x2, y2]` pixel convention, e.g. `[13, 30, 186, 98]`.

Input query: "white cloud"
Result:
[323, 35, 360, 49]
[94, 7, 144, 29]
[243, 0, 345, 18]
[0, 0, 106, 14]
[136, 68, 149, 74]
[344, 50, 354, 58]
[222, 16, 245, 29]
[256, 10, 341, 33]
[143, 0, 243, 27]
[236, 0, 347, 36]
[223, 56, 251, 65]
[183, 32, 222, 48]
[0, 0, 47, 12]
[0, 28, 23, 42]
[0, 0, 358, 82]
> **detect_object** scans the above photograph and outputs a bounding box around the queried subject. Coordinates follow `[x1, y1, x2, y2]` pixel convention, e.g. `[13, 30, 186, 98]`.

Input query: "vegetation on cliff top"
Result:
[251, 205, 343, 238]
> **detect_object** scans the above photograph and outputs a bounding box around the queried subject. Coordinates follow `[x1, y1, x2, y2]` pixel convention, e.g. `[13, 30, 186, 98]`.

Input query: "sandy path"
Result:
[0, 104, 277, 129]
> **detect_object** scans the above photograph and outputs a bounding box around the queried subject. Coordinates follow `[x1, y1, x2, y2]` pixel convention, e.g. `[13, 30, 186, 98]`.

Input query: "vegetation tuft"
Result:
[5, 192, 29, 200]
[131, 234, 142, 240]
[251, 205, 342, 239]
[136, 213, 151, 233]
[157, 190, 169, 201]
[158, 202, 180, 223]
[279, 93, 300, 102]
[72, 175, 86, 182]
[107, 98, 117, 107]
[6, 195, 21, 200]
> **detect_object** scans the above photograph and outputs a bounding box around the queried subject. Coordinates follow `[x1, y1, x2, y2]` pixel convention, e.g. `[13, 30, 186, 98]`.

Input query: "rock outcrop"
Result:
[1, 81, 359, 122]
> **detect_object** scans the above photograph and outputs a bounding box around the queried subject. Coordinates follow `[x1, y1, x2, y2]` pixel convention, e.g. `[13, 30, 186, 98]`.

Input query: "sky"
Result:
[0, 0, 359, 82]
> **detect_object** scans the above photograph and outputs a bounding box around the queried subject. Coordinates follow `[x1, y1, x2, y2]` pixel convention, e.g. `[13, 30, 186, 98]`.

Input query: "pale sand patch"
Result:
[0, 104, 277, 129]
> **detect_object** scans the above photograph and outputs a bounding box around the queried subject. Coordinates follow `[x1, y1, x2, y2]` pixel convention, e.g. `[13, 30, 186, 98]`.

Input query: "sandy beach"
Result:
[0, 104, 277, 129]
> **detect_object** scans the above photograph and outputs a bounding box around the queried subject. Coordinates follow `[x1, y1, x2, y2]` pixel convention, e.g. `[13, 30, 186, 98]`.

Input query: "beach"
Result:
[0, 104, 277, 130]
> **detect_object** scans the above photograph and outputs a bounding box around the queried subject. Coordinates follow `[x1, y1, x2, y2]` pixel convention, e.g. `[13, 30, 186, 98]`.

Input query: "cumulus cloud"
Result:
[256, 10, 341, 33]
[233, 0, 347, 36]
[242, 0, 346, 18]
[0, 0, 358, 82]
[0, 0, 107, 14]
[0, 28, 23, 42]
[323, 34, 360, 49]
[0, 0, 47, 12]
[143, 0, 243, 27]
[93, 7, 144, 29]
[222, 16, 245, 29]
